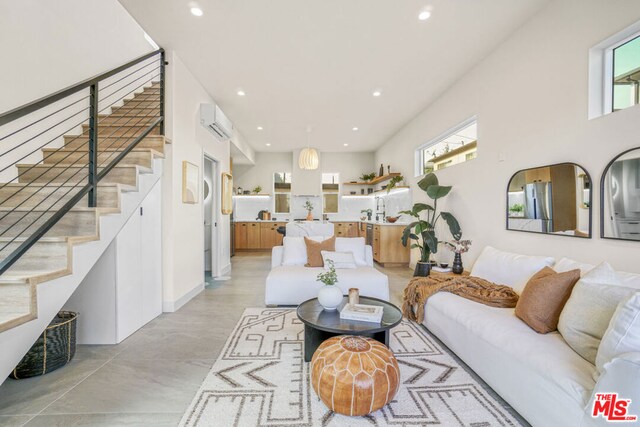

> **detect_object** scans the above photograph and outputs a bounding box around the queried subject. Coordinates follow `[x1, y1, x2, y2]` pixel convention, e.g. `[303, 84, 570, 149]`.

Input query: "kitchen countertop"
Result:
[233, 219, 409, 226]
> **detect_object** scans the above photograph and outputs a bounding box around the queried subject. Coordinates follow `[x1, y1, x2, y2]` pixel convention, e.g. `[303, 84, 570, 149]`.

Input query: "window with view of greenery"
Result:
[415, 119, 477, 176]
[613, 35, 640, 111]
[274, 172, 291, 213]
[322, 173, 339, 214]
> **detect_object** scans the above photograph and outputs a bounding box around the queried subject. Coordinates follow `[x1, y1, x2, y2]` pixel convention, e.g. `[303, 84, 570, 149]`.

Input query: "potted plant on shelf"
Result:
[508, 203, 524, 217]
[359, 172, 377, 182]
[386, 175, 404, 193]
[443, 239, 472, 274]
[399, 173, 461, 277]
[316, 261, 342, 310]
[252, 185, 262, 194]
[304, 200, 314, 221]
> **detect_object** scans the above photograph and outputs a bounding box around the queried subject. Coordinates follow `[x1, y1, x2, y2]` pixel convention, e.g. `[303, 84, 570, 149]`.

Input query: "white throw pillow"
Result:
[281, 236, 323, 266]
[335, 237, 367, 266]
[594, 292, 640, 380]
[469, 246, 555, 293]
[558, 262, 635, 364]
[555, 257, 640, 291]
[321, 251, 357, 269]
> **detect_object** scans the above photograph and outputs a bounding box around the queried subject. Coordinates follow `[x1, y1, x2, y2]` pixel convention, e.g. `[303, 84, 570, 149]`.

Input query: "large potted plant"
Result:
[400, 173, 461, 277]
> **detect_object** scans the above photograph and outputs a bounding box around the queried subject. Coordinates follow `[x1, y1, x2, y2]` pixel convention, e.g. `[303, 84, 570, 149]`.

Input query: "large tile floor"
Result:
[0, 252, 412, 426]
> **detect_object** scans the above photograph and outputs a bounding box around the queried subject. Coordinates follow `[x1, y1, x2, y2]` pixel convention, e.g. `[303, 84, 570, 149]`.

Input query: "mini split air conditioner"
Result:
[200, 103, 233, 141]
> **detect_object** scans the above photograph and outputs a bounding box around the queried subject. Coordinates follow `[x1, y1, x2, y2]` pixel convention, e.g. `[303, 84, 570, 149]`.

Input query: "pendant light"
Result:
[298, 127, 319, 170]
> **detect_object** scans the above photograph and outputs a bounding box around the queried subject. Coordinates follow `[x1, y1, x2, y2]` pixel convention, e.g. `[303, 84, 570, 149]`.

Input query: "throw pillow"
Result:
[335, 237, 367, 266]
[321, 251, 357, 269]
[515, 267, 580, 334]
[558, 262, 635, 364]
[594, 292, 640, 380]
[469, 246, 555, 294]
[304, 236, 336, 267]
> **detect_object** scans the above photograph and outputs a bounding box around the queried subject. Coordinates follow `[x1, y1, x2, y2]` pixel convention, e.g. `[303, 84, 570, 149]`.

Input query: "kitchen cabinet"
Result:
[525, 167, 551, 184]
[235, 222, 286, 250]
[247, 222, 261, 249]
[372, 224, 409, 267]
[332, 221, 358, 237]
[260, 222, 286, 249]
[235, 223, 248, 249]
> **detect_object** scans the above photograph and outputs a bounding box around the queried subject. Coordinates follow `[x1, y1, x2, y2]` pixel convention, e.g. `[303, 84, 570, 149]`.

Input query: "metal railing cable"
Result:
[0, 49, 165, 274]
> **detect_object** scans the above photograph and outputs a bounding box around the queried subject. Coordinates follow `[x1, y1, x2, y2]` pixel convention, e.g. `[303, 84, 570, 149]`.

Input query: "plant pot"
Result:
[413, 261, 431, 277]
[318, 285, 343, 311]
[306, 212, 313, 221]
[452, 253, 464, 274]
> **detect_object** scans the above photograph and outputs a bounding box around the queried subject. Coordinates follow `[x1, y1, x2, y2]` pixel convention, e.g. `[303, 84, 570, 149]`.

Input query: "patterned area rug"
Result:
[179, 308, 528, 427]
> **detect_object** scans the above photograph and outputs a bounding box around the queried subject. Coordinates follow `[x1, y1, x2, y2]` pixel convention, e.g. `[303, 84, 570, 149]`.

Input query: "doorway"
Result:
[203, 155, 218, 284]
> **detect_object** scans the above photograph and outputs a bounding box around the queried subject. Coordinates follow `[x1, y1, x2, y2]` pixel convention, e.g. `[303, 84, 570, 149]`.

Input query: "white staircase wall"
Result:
[0, 158, 163, 384]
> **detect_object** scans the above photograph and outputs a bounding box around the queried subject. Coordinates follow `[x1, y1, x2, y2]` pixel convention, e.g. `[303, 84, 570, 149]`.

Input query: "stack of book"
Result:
[340, 304, 383, 323]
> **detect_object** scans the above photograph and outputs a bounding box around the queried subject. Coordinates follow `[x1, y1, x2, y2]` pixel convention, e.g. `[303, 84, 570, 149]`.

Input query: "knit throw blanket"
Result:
[402, 275, 519, 323]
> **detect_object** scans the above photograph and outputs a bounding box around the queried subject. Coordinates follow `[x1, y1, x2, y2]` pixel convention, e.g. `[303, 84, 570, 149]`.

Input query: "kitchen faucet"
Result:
[375, 196, 386, 222]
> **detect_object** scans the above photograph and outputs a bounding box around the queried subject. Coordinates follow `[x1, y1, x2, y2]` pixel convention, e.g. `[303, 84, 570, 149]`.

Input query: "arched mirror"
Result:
[601, 147, 640, 241]
[507, 163, 592, 238]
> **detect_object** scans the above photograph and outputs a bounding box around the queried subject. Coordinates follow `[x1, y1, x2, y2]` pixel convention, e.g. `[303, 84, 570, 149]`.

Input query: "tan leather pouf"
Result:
[310, 335, 400, 416]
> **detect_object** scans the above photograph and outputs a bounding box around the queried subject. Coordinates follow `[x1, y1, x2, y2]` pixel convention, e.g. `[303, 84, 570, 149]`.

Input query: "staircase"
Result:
[0, 50, 167, 382]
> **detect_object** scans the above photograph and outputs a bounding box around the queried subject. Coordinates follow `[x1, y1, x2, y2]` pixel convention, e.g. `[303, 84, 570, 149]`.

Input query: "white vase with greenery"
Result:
[316, 261, 342, 310]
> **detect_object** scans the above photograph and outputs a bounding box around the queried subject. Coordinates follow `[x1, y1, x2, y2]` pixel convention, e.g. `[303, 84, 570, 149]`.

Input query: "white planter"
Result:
[317, 285, 343, 311]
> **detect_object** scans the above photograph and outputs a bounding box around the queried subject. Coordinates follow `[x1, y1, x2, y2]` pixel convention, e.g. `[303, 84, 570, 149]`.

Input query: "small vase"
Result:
[452, 253, 464, 274]
[414, 261, 431, 277]
[318, 285, 343, 311]
[306, 211, 313, 221]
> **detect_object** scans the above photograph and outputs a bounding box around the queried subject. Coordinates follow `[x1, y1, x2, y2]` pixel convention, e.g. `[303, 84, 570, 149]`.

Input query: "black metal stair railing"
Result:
[0, 48, 165, 275]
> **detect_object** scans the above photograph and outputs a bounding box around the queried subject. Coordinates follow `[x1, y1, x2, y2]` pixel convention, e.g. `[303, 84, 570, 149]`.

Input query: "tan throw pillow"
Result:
[515, 267, 580, 334]
[304, 236, 336, 267]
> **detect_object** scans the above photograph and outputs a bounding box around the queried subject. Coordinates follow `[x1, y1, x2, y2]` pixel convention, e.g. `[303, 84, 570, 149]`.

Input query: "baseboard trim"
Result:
[221, 263, 231, 275]
[163, 282, 204, 313]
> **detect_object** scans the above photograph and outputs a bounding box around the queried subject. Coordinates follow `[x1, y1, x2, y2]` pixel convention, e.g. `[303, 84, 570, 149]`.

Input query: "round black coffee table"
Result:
[296, 296, 402, 362]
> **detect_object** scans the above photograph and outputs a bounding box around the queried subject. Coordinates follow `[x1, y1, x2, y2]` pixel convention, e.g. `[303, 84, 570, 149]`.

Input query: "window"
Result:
[612, 35, 640, 111]
[274, 172, 291, 213]
[589, 22, 640, 118]
[322, 173, 339, 214]
[415, 118, 477, 176]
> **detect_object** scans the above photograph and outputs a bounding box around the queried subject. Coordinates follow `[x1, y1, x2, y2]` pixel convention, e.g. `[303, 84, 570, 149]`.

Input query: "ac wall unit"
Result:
[200, 103, 233, 141]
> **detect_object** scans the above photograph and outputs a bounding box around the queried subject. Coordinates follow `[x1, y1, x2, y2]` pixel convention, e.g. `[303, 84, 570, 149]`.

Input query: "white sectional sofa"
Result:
[422, 247, 640, 427]
[265, 237, 389, 305]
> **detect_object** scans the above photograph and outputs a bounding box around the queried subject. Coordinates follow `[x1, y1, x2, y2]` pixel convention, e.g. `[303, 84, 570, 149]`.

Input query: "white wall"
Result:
[374, 0, 640, 272]
[0, 0, 153, 113]
[162, 52, 231, 310]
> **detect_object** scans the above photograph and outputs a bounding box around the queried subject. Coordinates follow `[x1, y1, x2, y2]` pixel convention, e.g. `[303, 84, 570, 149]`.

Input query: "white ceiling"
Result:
[120, 0, 548, 153]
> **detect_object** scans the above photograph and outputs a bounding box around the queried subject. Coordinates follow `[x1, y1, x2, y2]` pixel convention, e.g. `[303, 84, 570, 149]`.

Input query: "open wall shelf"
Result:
[343, 173, 401, 186]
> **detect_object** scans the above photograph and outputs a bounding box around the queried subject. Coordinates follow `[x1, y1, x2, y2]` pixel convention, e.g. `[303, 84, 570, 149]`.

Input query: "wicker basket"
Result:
[9, 311, 78, 380]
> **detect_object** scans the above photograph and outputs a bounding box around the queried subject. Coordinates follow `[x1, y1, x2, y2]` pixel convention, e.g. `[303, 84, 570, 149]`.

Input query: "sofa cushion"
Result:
[555, 257, 640, 291]
[515, 267, 580, 333]
[335, 237, 367, 266]
[265, 265, 389, 305]
[304, 236, 335, 267]
[558, 262, 635, 364]
[321, 251, 357, 269]
[281, 236, 323, 266]
[423, 293, 595, 426]
[469, 246, 555, 293]
[595, 292, 640, 380]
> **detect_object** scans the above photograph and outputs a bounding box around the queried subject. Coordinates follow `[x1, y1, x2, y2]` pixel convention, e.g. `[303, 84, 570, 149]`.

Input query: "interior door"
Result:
[141, 181, 162, 323]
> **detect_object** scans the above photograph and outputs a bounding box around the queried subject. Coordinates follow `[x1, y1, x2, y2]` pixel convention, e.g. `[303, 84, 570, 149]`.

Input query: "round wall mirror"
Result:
[507, 163, 592, 238]
[601, 147, 640, 241]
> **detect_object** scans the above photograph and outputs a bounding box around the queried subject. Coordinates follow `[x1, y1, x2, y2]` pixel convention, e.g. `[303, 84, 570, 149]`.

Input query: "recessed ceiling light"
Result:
[237, 89, 246, 96]
[190, 7, 203, 16]
[418, 10, 431, 21]
[352, 127, 359, 131]
[265, 143, 271, 146]
[257, 126, 263, 130]
[343, 143, 349, 147]
[372, 90, 382, 97]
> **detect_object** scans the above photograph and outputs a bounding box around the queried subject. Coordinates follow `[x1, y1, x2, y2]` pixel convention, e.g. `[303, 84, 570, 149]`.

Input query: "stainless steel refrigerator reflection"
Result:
[524, 182, 553, 233]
